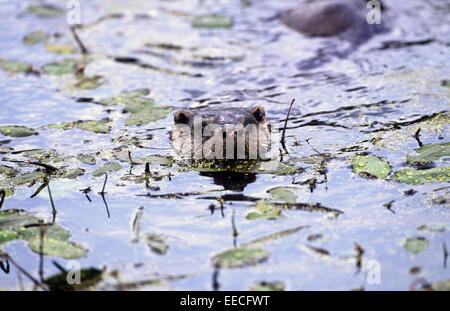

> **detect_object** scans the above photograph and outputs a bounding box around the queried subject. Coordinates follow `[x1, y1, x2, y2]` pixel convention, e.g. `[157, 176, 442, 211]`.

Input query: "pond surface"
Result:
[0, 0, 449, 290]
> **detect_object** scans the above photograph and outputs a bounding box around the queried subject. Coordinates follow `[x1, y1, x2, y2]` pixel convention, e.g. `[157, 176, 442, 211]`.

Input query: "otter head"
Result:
[171, 106, 271, 160]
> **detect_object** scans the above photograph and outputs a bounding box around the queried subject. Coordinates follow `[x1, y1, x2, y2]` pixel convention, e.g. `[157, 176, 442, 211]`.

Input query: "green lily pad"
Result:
[62, 168, 85, 179]
[417, 223, 448, 233]
[0, 209, 87, 259]
[392, 167, 450, 185]
[99, 90, 169, 126]
[0, 229, 19, 245]
[28, 238, 86, 259]
[0, 126, 36, 137]
[146, 234, 168, 255]
[212, 247, 269, 268]
[44, 267, 104, 291]
[246, 200, 281, 220]
[249, 281, 285, 291]
[49, 119, 111, 134]
[407, 142, 450, 165]
[99, 89, 150, 106]
[6, 171, 47, 187]
[352, 155, 390, 179]
[71, 75, 104, 90]
[23, 31, 49, 45]
[0, 59, 33, 74]
[0, 165, 15, 175]
[42, 59, 78, 75]
[77, 154, 96, 165]
[404, 237, 429, 254]
[45, 44, 76, 55]
[192, 14, 233, 28]
[93, 162, 123, 177]
[26, 5, 64, 18]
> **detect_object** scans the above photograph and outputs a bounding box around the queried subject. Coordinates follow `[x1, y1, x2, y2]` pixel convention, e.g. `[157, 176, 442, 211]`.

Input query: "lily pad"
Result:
[93, 162, 123, 177]
[0, 209, 87, 259]
[146, 234, 168, 255]
[6, 171, 47, 187]
[212, 247, 269, 268]
[0, 229, 19, 245]
[71, 75, 104, 90]
[23, 31, 49, 45]
[44, 267, 104, 291]
[77, 154, 96, 165]
[392, 167, 450, 185]
[249, 281, 285, 291]
[352, 155, 390, 179]
[42, 59, 78, 75]
[192, 14, 233, 28]
[407, 142, 450, 165]
[45, 44, 76, 55]
[99, 89, 150, 106]
[49, 119, 111, 134]
[0, 125, 37, 137]
[26, 5, 64, 18]
[99, 90, 169, 126]
[28, 238, 86, 259]
[267, 186, 311, 204]
[404, 237, 428, 254]
[62, 168, 85, 179]
[246, 200, 282, 220]
[417, 223, 448, 233]
[0, 165, 15, 175]
[0, 59, 33, 74]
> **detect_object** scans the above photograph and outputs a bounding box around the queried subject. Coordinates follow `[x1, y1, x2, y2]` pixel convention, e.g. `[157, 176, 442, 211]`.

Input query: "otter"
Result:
[279, 0, 389, 69]
[171, 106, 271, 160]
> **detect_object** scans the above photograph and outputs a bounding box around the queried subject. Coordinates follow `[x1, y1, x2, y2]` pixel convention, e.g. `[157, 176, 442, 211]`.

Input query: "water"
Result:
[0, 0, 449, 290]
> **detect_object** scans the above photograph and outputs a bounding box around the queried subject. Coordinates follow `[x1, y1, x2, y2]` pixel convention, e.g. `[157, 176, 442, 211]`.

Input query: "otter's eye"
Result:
[251, 106, 266, 122]
[174, 110, 192, 124]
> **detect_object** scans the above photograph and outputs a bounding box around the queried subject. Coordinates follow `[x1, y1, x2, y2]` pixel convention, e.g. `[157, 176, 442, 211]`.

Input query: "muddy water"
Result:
[0, 0, 449, 290]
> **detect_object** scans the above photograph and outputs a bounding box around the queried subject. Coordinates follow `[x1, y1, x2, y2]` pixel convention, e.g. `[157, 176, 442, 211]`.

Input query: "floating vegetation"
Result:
[99, 89, 170, 126]
[352, 155, 390, 179]
[0, 209, 87, 259]
[26, 4, 64, 18]
[212, 247, 269, 268]
[23, 31, 49, 45]
[246, 200, 282, 220]
[192, 14, 233, 29]
[93, 162, 123, 177]
[42, 59, 78, 75]
[392, 167, 450, 185]
[48, 119, 111, 134]
[417, 223, 448, 233]
[45, 44, 76, 55]
[0, 59, 34, 74]
[404, 237, 429, 254]
[249, 281, 285, 291]
[77, 154, 97, 165]
[146, 234, 168, 255]
[187, 160, 302, 175]
[44, 267, 103, 290]
[70, 74, 105, 90]
[407, 142, 450, 165]
[0, 125, 37, 138]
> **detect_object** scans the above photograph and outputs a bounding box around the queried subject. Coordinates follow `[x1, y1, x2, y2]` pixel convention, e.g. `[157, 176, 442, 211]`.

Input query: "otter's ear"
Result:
[174, 110, 192, 124]
[251, 106, 266, 122]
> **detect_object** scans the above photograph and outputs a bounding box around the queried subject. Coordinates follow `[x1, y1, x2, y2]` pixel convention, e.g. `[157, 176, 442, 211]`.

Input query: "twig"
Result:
[231, 208, 238, 248]
[0, 251, 47, 290]
[47, 182, 57, 217]
[444, 242, 448, 269]
[99, 173, 108, 195]
[4, 160, 58, 173]
[70, 26, 89, 54]
[39, 221, 47, 283]
[212, 264, 220, 291]
[280, 98, 296, 152]
[30, 182, 47, 199]
[355, 242, 364, 275]
[0, 189, 5, 210]
[414, 128, 423, 147]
